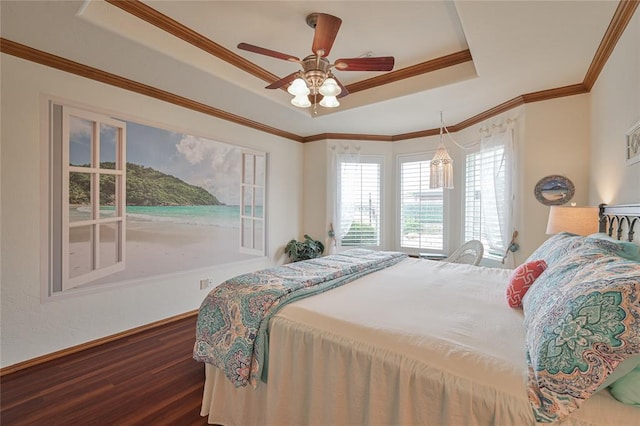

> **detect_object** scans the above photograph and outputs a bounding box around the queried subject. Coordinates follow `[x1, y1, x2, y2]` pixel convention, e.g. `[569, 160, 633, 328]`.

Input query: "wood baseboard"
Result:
[0, 310, 198, 377]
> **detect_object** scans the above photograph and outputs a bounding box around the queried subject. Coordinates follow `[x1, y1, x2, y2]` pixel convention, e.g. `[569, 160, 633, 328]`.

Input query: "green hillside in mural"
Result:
[69, 162, 223, 206]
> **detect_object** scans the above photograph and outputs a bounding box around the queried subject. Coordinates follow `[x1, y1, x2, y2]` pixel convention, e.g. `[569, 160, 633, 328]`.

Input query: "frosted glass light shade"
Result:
[319, 95, 340, 108]
[287, 78, 310, 96]
[429, 144, 454, 189]
[319, 78, 341, 97]
[291, 94, 311, 108]
[546, 206, 599, 235]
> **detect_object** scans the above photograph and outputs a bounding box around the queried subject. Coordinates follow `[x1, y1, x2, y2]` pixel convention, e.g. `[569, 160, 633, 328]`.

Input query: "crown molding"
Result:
[0, 38, 303, 142]
[583, 0, 639, 91]
[344, 49, 473, 95]
[302, 133, 395, 143]
[0, 0, 635, 143]
[104, 0, 279, 85]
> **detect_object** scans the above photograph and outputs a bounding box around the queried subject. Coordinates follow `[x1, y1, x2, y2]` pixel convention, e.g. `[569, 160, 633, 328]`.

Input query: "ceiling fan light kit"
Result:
[319, 95, 340, 108]
[237, 12, 395, 111]
[287, 78, 310, 96]
[319, 77, 341, 97]
[291, 93, 312, 108]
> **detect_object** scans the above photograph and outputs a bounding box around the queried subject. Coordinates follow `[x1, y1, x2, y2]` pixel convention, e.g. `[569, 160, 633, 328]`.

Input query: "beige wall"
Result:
[521, 95, 592, 258]
[0, 56, 303, 367]
[302, 141, 329, 249]
[589, 11, 640, 210]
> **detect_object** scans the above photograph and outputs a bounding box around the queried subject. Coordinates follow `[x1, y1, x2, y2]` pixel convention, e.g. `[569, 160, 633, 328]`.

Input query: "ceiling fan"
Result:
[237, 13, 395, 108]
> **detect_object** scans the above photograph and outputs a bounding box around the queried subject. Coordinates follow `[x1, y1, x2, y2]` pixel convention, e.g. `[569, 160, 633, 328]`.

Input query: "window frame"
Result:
[335, 154, 384, 250]
[396, 152, 449, 256]
[463, 144, 508, 261]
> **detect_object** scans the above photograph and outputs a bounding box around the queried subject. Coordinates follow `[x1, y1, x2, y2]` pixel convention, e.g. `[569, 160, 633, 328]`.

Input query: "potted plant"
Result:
[284, 234, 325, 262]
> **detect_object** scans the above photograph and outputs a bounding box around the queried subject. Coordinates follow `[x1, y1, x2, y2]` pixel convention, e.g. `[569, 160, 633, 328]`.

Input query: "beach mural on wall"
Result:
[69, 120, 258, 286]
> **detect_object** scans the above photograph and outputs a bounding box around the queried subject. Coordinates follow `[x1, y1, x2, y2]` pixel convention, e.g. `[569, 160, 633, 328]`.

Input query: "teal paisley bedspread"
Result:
[193, 249, 407, 388]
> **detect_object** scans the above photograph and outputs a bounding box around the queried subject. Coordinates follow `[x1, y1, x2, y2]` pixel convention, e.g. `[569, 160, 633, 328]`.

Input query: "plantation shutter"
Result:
[337, 156, 382, 247]
[398, 154, 444, 251]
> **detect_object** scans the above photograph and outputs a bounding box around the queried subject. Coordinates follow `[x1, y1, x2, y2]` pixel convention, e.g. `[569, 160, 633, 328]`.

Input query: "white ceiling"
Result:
[0, 1, 619, 138]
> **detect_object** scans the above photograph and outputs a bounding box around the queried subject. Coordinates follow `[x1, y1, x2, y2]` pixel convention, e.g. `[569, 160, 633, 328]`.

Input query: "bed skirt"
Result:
[200, 316, 537, 426]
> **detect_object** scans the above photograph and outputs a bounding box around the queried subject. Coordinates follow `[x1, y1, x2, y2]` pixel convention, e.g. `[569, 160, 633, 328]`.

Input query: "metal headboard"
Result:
[598, 203, 640, 242]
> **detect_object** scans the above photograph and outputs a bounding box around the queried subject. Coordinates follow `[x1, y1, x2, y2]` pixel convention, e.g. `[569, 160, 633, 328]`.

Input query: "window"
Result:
[336, 156, 382, 248]
[240, 151, 266, 255]
[398, 154, 444, 252]
[464, 128, 514, 260]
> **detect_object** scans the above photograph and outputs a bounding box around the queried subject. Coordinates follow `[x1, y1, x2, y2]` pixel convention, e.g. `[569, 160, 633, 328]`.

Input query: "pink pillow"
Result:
[506, 260, 547, 308]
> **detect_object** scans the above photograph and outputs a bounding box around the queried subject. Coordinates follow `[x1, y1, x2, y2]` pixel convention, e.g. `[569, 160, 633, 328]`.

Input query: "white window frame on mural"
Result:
[240, 150, 267, 256]
[626, 119, 640, 165]
[41, 98, 267, 299]
[61, 106, 128, 291]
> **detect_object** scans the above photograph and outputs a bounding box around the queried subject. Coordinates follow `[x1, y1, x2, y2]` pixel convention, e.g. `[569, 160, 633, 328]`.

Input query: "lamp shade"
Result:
[287, 78, 310, 96]
[319, 95, 340, 108]
[319, 77, 341, 97]
[291, 94, 311, 108]
[429, 144, 454, 189]
[545, 206, 599, 235]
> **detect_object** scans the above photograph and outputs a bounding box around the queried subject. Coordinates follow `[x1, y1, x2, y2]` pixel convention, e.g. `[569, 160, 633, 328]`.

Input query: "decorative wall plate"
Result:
[534, 175, 575, 206]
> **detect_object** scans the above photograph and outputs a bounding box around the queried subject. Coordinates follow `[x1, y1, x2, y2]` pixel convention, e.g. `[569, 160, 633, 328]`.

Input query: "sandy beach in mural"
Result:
[71, 211, 256, 287]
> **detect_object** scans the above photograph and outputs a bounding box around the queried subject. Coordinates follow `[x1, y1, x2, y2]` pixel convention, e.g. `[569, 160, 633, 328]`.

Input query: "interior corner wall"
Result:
[520, 94, 591, 259]
[302, 140, 329, 249]
[0, 55, 303, 367]
[589, 11, 640, 209]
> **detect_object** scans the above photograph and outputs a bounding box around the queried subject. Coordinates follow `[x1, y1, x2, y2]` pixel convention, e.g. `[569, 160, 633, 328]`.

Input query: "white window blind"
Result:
[337, 157, 382, 247]
[398, 155, 444, 250]
[464, 146, 507, 258]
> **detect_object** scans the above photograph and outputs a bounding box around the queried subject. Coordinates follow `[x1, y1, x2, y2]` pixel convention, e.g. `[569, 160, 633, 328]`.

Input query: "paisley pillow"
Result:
[586, 233, 640, 262]
[506, 260, 547, 308]
[522, 254, 640, 423]
[524, 232, 584, 267]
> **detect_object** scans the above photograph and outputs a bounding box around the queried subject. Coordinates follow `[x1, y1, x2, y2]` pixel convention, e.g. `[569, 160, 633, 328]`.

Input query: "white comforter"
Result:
[200, 258, 639, 425]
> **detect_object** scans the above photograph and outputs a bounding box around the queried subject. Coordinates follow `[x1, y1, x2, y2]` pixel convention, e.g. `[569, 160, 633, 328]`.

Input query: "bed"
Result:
[193, 203, 640, 425]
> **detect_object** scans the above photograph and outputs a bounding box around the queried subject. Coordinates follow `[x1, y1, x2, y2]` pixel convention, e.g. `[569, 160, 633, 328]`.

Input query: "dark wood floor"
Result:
[1, 315, 211, 425]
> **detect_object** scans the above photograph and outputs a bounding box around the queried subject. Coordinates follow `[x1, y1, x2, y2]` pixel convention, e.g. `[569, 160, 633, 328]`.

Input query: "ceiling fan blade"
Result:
[334, 76, 349, 99]
[237, 42, 299, 62]
[265, 72, 299, 89]
[334, 56, 395, 72]
[311, 13, 342, 57]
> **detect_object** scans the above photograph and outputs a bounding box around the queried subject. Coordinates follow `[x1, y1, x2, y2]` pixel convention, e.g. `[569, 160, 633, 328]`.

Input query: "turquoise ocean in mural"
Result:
[69, 205, 255, 229]
[126, 205, 241, 228]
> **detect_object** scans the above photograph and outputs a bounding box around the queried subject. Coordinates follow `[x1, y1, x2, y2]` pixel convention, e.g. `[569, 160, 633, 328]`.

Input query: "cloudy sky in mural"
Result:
[126, 122, 241, 205]
[69, 118, 242, 205]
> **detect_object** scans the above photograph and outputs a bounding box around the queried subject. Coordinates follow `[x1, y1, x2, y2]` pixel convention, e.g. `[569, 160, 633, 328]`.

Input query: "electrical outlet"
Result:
[200, 278, 214, 290]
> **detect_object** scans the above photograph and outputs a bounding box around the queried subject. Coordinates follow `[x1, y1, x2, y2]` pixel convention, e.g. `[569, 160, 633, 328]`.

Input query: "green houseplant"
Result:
[285, 234, 325, 262]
